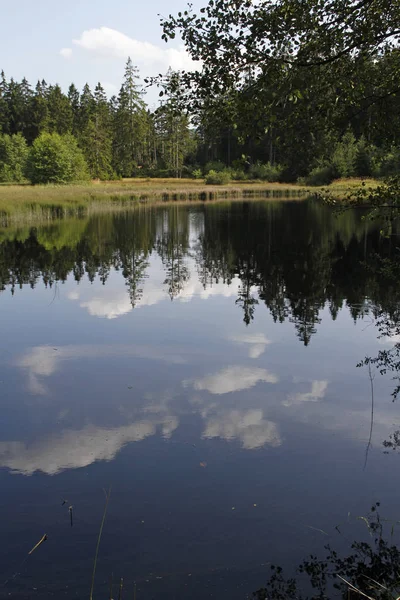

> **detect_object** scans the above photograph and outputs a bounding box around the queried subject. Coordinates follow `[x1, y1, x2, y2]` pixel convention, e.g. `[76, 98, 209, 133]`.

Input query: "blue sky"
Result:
[1, 0, 201, 104]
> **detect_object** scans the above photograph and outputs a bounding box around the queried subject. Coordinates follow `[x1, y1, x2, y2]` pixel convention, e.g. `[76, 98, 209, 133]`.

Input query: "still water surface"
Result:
[0, 200, 399, 598]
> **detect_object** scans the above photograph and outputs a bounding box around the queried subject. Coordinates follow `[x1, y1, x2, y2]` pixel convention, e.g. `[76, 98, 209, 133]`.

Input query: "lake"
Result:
[0, 199, 399, 599]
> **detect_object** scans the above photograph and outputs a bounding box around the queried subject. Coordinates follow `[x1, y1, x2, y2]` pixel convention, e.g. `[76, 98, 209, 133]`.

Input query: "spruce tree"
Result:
[112, 57, 148, 176]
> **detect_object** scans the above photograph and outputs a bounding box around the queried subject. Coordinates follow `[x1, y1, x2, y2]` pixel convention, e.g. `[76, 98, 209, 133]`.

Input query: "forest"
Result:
[1, 19, 400, 187]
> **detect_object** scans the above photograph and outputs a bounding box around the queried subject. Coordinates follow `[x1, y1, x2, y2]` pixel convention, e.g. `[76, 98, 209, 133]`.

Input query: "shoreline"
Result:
[0, 177, 378, 225]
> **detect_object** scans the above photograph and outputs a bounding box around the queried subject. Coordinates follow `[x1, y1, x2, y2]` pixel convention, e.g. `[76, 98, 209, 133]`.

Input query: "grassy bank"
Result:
[0, 177, 379, 224]
[0, 178, 306, 223]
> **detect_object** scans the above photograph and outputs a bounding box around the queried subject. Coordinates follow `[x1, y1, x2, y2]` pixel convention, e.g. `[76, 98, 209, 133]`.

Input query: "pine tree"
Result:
[0, 71, 9, 134]
[154, 70, 195, 177]
[79, 83, 95, 131]
[68, 84, 80, 136]
[80, 83, 113, 179]
[26, 80, 49, 143]
[5, 78, 31, 136]
[112, 57, 148, 176]
[46, 84, 73, 135]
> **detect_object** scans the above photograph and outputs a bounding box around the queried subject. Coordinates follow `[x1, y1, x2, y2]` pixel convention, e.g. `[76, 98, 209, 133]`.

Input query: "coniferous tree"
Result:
[81, 83, 113, 179]
[68, 84, 80, 136]
[113, 57, 148, 176]
[0, 71, 9, 134]
[46, 84, 73, 135]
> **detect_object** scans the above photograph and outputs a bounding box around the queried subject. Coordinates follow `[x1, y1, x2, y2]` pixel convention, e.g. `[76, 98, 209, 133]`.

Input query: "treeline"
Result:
[2, 53, 400, 184]
[0, 59, 196, 184]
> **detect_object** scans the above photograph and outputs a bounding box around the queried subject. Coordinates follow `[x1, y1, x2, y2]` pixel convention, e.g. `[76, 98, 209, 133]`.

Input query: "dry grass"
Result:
[0, 178, 307, 224]
[321, 177, 380, 192]
[0, 177, 380, 225]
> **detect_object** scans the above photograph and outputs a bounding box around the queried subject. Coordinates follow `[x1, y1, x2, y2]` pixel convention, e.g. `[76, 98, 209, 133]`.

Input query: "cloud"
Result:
[62, 27, 200, 73]
[16, 344, 187, 395]
[177, 277, 242, 303]
[230, 333, 272, 359]
[67, 265, 242, 318]
[283, 380, 329, 407]
[0, 417, 178, 476]
[80, 294, 132, 320]
[378, 334, 400, 346]
[60, 47, 73, 59]
[203, 409, 281, 449]
[188, 366, 278, 395]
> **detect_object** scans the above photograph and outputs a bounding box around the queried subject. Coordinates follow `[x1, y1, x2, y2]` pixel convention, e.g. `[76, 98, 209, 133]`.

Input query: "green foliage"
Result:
[249, 161, 283, 182]
[205, 169, 231, 184]
[112, 58, 150, 177]
[0, 133, 28, 182]
[305, 165, 335, 186]
[79, 83, 114, 180]
[378, 147, 400, 178]
[355, 137, 373, 177]
[332, 132, 358, 178]
[192, 168, 203, 179]
[204, 160, 226, 174]
[26, 132, 89, 184]
[231, 169, 246, 180]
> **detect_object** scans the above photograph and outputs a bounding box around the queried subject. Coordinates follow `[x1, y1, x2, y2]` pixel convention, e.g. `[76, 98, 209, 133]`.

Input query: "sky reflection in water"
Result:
[0, 200, 399, 598]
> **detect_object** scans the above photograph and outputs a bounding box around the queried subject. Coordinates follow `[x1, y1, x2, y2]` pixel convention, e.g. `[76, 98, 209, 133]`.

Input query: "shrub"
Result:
[26, 133, 89, 184]
[331, 131, 357, 178]
[204, 160, 226, 173]
[305, 165, 335, 186]
[231, 158, 249, 171]
[0, 133, 29, 183]
[192, 168, 203, 179]
[205, 169, 231, 185]
[249, 161, 283, 181]
[231, 169, 246, 180]
[378, 147, 400, 177]
[354, 137, 374, 177]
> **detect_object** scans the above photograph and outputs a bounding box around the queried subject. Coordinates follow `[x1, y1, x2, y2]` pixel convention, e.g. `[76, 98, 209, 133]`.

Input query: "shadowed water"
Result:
[0, 199, 399, 599]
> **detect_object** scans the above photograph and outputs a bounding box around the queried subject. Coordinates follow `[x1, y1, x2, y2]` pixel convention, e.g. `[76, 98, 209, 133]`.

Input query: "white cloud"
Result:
[62, 27, 200, 73]
[80, 293, 132, 320]
[188, 366, 278, 395]
[0, 417, 178, 476]
[203, 409, 281, 449]
[16, 344, 187, 395]
[67, 262, 242, 318]
[379, 334, 400, 346]
[230, 333, 272, 359]
[60, 47, 73, 59]
[283, 380, 329, 407]
[178, 276, 241, 303]
[68, 281, 166, 319]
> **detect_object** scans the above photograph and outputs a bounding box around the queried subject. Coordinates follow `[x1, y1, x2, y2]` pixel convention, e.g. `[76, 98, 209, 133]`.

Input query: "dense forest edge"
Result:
[0, 55, 399, 191]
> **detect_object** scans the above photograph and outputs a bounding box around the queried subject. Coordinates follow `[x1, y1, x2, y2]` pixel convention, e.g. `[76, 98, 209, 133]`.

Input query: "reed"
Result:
[90, 487, 112, 600]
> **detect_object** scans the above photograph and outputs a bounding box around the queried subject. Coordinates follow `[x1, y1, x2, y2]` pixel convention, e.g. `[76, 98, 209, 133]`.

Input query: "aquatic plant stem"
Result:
[90, 487, 111, 600]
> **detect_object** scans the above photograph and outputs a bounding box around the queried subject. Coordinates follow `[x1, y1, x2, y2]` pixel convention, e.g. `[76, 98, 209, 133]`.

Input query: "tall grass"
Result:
[0, 177, 378, 225]
[0, 178, 308, 224]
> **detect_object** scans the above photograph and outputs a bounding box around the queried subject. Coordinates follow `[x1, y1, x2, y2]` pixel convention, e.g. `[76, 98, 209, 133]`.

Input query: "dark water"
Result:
[0, 199, 399, 599]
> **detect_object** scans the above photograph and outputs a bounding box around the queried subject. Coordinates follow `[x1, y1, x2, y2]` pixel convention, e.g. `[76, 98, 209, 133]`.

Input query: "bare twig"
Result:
[28, 533, 48, 555]
[336, 574, 376, 600]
